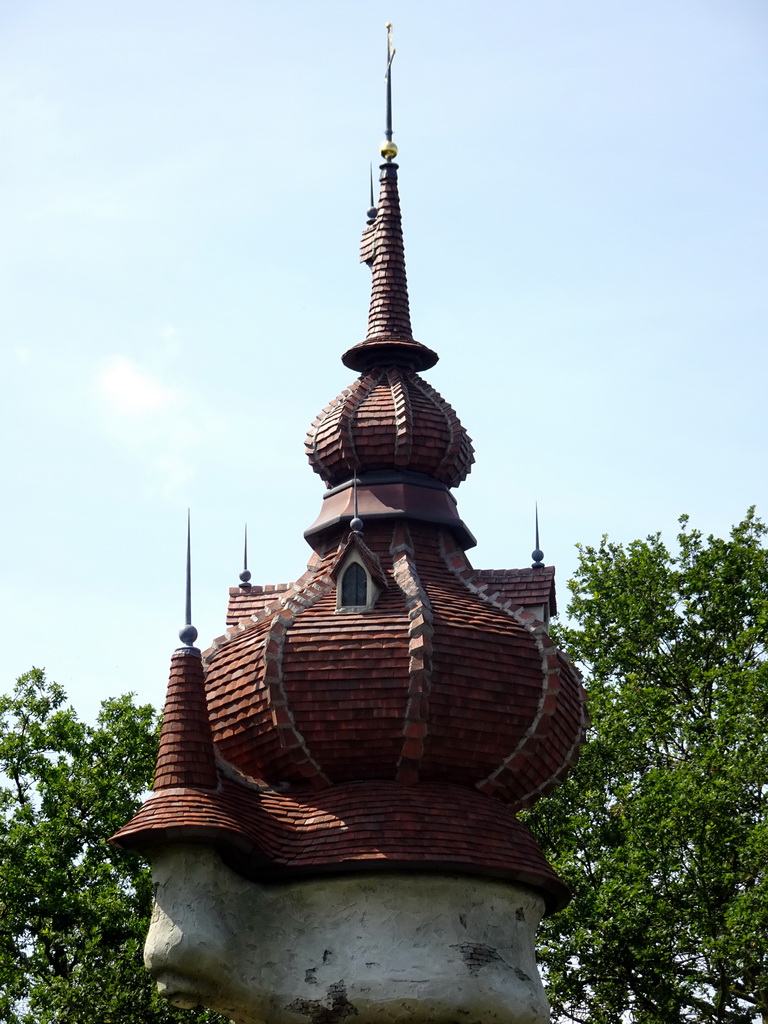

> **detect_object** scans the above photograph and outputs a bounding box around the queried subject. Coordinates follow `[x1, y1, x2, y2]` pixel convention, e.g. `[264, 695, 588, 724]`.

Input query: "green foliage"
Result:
[525, 510, 768, 1024]
[0, 669, 228, 1024]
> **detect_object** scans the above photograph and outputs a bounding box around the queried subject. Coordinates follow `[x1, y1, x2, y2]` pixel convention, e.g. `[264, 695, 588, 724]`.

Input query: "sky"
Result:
[1, 0, 767, 723]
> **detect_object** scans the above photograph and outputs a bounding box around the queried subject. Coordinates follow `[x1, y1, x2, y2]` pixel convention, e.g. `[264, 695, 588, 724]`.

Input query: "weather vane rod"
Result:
[385, 23, 395, 144]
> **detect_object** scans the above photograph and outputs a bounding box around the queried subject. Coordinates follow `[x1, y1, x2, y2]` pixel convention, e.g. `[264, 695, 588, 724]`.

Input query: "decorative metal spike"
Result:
[239, 522, 252, 587]
[179, 509, 199, 647]
[350, 474, 364, 534]
[367, 163, 377, 223]
[531, 503, 545, 568]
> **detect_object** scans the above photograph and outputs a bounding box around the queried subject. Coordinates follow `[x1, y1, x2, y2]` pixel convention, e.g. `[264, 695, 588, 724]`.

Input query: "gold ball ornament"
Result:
[380, 140, 398, 160]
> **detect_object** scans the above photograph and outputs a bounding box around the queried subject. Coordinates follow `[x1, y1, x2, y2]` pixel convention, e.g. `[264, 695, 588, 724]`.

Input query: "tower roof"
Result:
[342, 162, 438, 373]
[112, 30, 587, 916]
[307, 125, 474, 527]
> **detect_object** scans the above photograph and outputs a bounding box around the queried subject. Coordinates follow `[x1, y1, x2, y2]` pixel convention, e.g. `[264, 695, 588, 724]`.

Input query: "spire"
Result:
[350, 473, 363, 535]
[152, 511, 218, 792]
[367, 164, 377, 224]
[179, 510, 198, 649]
[239, 523, 252, 588]
[342, 25, 437, 374]
[532, 504, 545, 568]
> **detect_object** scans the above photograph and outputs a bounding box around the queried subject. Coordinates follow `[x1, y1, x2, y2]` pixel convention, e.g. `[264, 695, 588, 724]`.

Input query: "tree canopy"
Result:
[0, 668, 228, 1024]
[526, 509, 768, 1024]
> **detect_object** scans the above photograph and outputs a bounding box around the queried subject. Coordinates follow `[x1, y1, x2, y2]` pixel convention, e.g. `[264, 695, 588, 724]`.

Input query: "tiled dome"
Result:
[306, 366, 475, 488]
[203, 521, 586, 813]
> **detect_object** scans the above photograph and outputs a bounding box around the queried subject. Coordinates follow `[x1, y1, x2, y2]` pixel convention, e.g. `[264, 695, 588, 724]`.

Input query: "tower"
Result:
[112, 32, 587, 1024]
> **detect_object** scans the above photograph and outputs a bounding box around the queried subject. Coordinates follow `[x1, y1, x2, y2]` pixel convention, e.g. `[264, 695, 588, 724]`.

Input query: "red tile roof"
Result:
[467, 566, 557, 618]
[113, 150, 587, 917]
[113, 777, 571, 914]
[306, 367, 474, 489]
[160, 520, 586, 810]
[226, 583, 293, 629]
[153, 647, 217, 792]
[342, 163, 437, 373]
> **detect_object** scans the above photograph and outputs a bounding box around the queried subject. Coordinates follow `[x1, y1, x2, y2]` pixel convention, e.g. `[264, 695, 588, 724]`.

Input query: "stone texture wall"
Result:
[145, 844, 550, 1024]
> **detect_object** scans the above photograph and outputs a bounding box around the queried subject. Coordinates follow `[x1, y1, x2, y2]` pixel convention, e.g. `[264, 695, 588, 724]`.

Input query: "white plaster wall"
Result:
[145, 844, 550, 1024]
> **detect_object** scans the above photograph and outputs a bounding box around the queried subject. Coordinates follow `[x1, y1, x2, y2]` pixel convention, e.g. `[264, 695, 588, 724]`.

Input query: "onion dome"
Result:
[307, 365, 474, 488]
[202, 522, 586, 817]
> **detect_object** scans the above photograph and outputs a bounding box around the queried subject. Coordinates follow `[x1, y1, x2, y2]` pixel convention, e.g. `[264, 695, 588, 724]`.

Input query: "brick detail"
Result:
[359, 219, 375, 266]
[390, 523, 434, 785]
[387, 366, 413, 469]
[226, 582, 293, 629]
[469, 567, 557, 617]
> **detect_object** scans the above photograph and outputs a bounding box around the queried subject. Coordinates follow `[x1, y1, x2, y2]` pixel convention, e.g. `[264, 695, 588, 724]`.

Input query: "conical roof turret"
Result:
[153, 516, 217, 791]
[342, 161, 438, 373]
[153, 645, 217, 791]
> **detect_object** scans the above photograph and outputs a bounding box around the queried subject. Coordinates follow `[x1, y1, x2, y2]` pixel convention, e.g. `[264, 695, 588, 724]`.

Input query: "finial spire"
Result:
[342, 25, 438, 374]
[382, 23, 397, 161]
[531, 504, 545, 568]
[179, 510, 199, 648]
[239, 523, 252, 588]
[366, 164, 377, 224]
[350, 473, 364, 534]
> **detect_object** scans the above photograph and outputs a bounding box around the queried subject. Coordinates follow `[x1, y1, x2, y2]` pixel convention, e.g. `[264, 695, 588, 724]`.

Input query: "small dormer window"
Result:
[340, 562, 367, 608]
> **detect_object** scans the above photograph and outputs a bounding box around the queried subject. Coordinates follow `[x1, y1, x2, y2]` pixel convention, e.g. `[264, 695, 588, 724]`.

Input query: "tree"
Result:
[0, 668, 229, 1024]
[525, 510, 768, 1024]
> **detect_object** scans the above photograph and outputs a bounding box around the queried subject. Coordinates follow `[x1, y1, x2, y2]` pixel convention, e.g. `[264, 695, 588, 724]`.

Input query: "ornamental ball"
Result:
[179, 623, 199, 646]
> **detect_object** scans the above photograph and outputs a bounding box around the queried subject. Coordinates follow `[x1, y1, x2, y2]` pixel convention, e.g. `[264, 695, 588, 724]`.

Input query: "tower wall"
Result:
[145, 844, 550, 1024]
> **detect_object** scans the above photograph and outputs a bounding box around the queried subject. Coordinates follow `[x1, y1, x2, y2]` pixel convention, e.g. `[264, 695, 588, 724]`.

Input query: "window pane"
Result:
[341, 563, 367, 606]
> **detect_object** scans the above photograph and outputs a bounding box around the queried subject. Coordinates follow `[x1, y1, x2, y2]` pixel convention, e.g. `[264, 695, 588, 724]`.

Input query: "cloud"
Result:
[99, 356, 179, 416]
[95, 355, 225, 496]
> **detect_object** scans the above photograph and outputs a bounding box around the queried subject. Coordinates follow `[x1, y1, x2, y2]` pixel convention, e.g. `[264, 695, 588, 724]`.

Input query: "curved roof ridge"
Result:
[438, 531, 535, 622]
[389, 522, 434, 785]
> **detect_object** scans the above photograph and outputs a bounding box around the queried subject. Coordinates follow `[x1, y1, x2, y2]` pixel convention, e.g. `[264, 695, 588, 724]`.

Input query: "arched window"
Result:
[340, 562, 367, 608]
